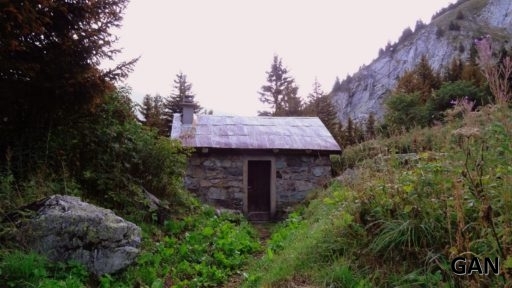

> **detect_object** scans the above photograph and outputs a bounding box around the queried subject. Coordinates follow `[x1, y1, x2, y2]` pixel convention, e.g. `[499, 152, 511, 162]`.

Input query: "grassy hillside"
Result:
[243, 104, 512, 287]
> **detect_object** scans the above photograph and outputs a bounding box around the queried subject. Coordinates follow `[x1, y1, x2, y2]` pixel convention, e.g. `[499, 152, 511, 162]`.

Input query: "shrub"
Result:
[384, 92, 430, 131]
[428, 80, 489, 121]
[47, 91, 190, 219]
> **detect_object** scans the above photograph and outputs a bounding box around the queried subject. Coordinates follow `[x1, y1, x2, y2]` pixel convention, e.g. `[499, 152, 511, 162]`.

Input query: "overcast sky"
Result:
[112, 0, 455, 116]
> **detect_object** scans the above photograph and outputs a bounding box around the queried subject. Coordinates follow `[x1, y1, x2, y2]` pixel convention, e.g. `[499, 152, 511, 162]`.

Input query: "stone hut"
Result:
[171, 98, 341, 220]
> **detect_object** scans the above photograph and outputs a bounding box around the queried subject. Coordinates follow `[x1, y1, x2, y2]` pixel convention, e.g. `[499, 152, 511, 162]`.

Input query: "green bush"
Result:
[0, 90, 190, 220]
[384, 92, 430, 131]
[48, 91, 189, 218]
[428, 80, 489, 121]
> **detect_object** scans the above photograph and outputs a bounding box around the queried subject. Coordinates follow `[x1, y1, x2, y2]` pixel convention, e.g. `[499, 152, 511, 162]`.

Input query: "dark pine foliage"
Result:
[0, 0, 136, 174]
[258, 55, 301, 116]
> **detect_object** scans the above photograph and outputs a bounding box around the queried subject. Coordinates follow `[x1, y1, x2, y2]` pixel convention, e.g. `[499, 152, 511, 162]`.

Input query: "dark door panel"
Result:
[247, 160, 271, 213]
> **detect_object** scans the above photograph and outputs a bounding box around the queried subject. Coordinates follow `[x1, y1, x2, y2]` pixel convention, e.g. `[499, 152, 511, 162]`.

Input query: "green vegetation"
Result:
[243, 104, 512, 287]
[0, 1, 261, 287]
[0, 89, 261, 287]
[243, 32, 512, 288]
[2, 0, 512, 287]
[1, 204, 260, 287]
[100, 205, 260, 287]
[0, 251, 88, 288]
[139, 72, 203, 137]
[258, 55, 301, 116]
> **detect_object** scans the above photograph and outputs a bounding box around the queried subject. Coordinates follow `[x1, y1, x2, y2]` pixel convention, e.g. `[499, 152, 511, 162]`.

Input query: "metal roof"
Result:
[170, 114, 341, 152]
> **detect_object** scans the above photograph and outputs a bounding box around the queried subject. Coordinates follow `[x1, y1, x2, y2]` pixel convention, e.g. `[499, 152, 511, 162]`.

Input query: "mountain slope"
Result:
[332, 0, 512, 123]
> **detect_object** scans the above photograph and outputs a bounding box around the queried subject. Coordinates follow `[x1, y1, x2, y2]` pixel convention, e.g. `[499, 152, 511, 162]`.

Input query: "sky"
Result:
[110, 0, 455, 116]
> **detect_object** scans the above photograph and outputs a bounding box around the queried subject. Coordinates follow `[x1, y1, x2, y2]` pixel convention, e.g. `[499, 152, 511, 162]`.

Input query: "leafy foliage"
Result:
[384, 92, 430, 131]
[53, 92, 190, 217]
[394, 55, 442, 103]
[0, 90, 190, 221]
[110, 206, 261, 287]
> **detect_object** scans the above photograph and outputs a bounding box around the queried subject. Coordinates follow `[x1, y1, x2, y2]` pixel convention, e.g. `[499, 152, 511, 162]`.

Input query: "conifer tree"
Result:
[303, 79, 342, 145]
[139, 95, 155, 126]
[365, 112, 377, 140]
[444, 57, 464, 82]
[395, 54, 441, 103]
[318, 95, 340, 138]
[258, 55, 300, 116]
[304, 78, 324, 115]
[0, 0, 136, 127]
[346, 117, 355, 145]
[163, 72, 201, 133]
[138, 94, 167, 136]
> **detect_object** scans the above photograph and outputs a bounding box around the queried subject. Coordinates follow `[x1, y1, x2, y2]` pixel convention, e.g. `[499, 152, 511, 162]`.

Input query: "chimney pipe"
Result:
[181, 95, 195, 125]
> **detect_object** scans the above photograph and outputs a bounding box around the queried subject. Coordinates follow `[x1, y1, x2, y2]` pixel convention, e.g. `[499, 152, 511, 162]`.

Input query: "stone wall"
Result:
[274, 154, 331, 208]
[184, 152, 332, 214]
[185, 154, 245, 210]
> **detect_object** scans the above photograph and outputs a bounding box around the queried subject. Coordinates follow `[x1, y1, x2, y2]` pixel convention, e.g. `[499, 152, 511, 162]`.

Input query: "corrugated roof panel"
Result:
[213, 136, 229, 148]
[265, 135, 279, 148]
[232, 135, 250, 148]
[196, 135, 213, 147]
[195, 125, 210, 135]
[170, 114, 341, 152]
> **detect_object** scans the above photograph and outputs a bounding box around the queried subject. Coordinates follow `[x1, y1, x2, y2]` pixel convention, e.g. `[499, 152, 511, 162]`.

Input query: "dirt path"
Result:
[222, 222, 274, 288]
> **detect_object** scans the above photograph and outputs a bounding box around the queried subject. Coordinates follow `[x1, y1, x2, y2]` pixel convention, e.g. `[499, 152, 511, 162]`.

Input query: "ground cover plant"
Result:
[242, 104, 512, 287]
[100, 205, 261, 287]
[0, 202, 261, 288]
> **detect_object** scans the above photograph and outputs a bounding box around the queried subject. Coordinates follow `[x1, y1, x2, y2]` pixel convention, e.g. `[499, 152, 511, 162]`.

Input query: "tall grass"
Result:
[243, 104, 512, 287]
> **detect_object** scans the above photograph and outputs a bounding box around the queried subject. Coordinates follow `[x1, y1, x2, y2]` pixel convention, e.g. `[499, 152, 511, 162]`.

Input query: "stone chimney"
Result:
[181, 95, 195, 125]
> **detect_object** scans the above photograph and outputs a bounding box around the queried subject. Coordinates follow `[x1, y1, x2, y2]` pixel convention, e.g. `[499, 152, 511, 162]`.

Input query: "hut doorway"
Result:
[244, 158, 275, 221]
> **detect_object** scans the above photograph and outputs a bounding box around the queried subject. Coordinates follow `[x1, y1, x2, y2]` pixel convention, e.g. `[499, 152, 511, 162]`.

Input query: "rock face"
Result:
[17, 195, 141, 276]
[332, 0, 512, 124]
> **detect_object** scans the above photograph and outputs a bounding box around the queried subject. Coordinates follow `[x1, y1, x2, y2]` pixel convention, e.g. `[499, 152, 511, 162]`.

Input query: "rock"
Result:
[312, 166, 329, 177]
[209, 187, 227, 200]
[331, 0, 512, 124]
[215, 208, 242, 217]
[143, 190, 171, 224]
[15, 195, 141, 276]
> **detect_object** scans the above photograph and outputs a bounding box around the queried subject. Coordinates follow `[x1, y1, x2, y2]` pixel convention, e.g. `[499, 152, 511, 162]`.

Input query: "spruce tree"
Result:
[346, 117, 355, 146]
[304, 78, 324, 116]
[163, 72, 201, 133]
[303, 79, 341, 144]
[444, 57, 464, 82]
[258, 55, 300, 116]
[395, 54, 441, 103]
[138, 94, 167, 136]
[138, 94, 155, 126]
[365, 112, 377, 140]
[0, 0, 136, 127]
[0, 0, 136, 168]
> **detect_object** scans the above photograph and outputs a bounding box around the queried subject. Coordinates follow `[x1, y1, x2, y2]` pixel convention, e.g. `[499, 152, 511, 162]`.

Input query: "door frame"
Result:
[243, 156, 276, 217]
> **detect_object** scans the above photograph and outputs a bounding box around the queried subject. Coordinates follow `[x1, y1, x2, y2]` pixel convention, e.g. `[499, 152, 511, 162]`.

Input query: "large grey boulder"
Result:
[15, 195, 141, 275]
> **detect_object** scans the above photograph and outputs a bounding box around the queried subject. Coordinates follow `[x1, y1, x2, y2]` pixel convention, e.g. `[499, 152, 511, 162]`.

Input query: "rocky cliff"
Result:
[332, 0, 512, 124]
